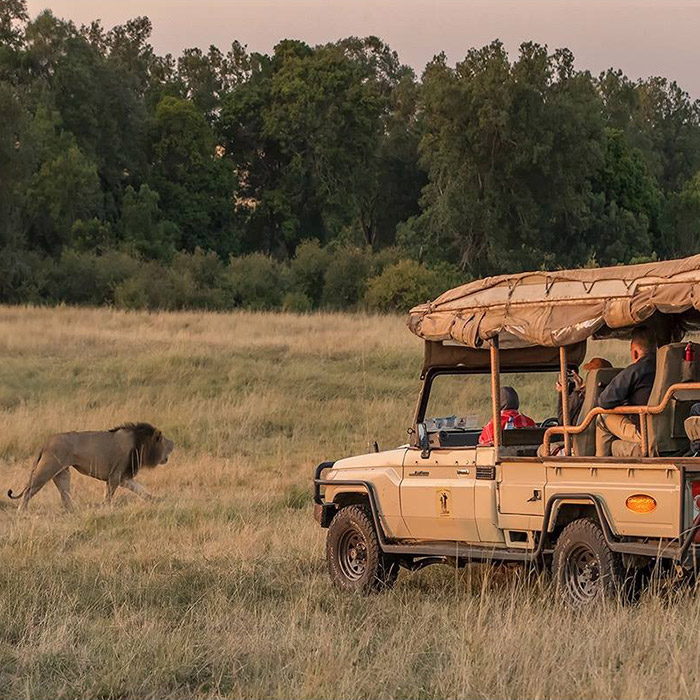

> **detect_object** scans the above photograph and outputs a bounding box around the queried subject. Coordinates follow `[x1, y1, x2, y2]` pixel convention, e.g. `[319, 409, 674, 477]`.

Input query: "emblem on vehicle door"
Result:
[436, 488, 452, 517]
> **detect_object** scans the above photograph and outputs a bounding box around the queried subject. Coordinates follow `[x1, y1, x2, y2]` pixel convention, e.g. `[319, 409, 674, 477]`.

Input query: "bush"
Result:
[227, 253, 285, 309]
[113, 262, 178, 310]
[170, 249, 228, 309]
[114, 249, 232, 311]
[321, 246, 371, 309]
[282, 291, 312, 313]
[370, 246, 404, 275]
[70, 218, 113, 253]
[289, 239, 329, 308]
[50, 249, 142, 305]
[364, 259, 445, 312]
[0, 247, 52, 304]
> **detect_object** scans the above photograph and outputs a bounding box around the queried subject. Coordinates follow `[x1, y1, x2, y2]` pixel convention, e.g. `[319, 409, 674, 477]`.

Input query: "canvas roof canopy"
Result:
[408, 255, 700, 351]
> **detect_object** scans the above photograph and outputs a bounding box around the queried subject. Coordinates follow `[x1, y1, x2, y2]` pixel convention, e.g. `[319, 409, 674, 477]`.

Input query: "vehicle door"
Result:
[400, 372, 490, 542]
[401, 445, 479, 541]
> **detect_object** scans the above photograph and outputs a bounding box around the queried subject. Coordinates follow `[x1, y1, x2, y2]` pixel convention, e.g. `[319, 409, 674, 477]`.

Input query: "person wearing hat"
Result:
[479, 386, 536, 445]
[557, 357, 613, 425]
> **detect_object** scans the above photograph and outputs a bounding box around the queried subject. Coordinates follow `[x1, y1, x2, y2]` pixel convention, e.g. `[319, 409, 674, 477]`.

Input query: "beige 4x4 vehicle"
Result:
[314, 256, 700, 605]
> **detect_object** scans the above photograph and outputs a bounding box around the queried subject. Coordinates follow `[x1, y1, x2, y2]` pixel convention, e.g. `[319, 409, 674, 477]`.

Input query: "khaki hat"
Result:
[582, 357, 613, 371]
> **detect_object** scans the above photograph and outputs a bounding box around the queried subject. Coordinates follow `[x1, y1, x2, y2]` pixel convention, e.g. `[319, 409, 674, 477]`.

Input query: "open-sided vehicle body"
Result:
[314, 255, 700, 604]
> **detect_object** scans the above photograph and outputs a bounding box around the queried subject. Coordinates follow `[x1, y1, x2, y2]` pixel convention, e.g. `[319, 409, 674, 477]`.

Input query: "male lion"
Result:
[7, 423, 175, 512]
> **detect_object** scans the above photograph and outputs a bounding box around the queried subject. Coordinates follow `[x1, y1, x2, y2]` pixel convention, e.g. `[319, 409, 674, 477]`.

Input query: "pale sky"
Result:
[26, 0, 700, 97]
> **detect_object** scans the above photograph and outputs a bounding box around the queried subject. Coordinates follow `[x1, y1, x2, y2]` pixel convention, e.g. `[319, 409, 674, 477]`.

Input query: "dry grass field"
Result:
[2, 305, 700, 700]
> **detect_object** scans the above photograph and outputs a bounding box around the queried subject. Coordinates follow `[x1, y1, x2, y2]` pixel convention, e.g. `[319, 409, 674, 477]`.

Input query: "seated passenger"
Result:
[479, 386, 536, 445]
[595, 326, 657, 456]
[557, 357, 613, 425]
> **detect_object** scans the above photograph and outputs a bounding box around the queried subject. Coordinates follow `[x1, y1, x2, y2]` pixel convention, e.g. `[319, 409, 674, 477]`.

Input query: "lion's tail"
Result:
[8, 449, 42, 501]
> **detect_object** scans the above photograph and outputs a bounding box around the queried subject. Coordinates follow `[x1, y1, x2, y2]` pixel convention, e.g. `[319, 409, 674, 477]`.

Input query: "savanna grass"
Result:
[0, 305, 696, 700]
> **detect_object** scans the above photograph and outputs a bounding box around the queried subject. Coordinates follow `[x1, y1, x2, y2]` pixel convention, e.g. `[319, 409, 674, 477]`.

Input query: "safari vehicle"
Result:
[313, 255, 700, 605]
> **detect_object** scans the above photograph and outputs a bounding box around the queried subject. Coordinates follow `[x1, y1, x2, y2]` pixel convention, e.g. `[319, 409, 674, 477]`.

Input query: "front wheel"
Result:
[552, 518, 625, 607]
[326, 505, 398, 593]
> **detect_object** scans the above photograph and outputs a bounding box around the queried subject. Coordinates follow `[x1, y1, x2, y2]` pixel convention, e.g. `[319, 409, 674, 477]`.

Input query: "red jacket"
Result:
[479, 409, 536, 445]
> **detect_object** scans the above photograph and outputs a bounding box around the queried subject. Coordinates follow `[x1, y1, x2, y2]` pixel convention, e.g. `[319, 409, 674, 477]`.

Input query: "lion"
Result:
[7, 423, 175, 512]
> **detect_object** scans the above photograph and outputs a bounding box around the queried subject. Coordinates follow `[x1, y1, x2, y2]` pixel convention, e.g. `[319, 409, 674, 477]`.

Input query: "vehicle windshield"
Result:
[424, 371, 561, 431]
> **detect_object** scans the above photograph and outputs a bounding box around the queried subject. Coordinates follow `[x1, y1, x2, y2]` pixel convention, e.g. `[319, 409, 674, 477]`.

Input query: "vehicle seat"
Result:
[613, 342, 700, 457]
[572, 368, 622, 456]
[685, 416, 700, 456]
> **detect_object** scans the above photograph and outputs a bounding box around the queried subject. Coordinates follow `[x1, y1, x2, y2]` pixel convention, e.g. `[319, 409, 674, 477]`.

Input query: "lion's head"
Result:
[110, 422, 175, 470]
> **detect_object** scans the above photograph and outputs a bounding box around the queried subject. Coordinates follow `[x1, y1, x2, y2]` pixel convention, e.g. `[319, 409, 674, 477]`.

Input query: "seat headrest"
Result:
[585, 367, 621, 389]
[685, 416, 700, 442]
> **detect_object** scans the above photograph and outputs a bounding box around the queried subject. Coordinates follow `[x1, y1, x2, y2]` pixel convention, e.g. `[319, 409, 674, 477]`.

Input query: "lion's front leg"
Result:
[121, 478, 159, 502]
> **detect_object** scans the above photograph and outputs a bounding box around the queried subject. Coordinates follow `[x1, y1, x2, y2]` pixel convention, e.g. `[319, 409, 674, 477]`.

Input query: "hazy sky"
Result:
[26, 0, 700, 97]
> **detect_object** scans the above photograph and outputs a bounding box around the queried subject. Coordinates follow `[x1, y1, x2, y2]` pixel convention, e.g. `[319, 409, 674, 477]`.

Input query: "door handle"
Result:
[457, 469, 470, 475]
[409, 470, 429, 477]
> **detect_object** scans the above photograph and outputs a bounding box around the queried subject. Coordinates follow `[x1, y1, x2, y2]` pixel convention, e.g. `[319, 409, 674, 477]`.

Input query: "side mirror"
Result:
[417, 422, 430, 459]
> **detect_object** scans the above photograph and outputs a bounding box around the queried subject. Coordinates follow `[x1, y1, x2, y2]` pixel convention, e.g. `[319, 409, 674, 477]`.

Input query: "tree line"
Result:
[2, 1, 700, 311]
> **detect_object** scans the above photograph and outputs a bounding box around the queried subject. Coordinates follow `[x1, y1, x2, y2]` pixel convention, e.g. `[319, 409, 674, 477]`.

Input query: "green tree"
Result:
[404, 42, 606, 274]
[149, 95, 238, 255]
[289, 239, 330, 308]
[585, 128, 661, 264]
[26, 142, 101, 253]
[220, 38, 422, 255]
[661, 172, 700, 258]
[119, 184, 177, 260]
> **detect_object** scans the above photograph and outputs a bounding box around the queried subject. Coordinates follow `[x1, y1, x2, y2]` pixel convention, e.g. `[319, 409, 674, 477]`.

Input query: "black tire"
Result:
[326, 505, 399, 593]
[553, 518, 625, 607]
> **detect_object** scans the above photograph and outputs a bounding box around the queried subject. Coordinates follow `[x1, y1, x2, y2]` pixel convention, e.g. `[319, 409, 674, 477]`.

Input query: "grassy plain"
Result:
[0, 306, 698, 700]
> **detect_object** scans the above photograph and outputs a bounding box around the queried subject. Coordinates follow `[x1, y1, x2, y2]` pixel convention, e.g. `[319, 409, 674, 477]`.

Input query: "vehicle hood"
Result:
[331, 447, 408, 472]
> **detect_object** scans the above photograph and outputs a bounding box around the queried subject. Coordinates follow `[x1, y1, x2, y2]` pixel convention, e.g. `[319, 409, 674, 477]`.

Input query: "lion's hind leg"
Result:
[18, 453, 64, 512]
[53, 469, 75, 512]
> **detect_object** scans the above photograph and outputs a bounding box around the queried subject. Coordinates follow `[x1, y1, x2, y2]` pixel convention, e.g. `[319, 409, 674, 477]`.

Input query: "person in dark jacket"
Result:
[595, 326, 657, 456]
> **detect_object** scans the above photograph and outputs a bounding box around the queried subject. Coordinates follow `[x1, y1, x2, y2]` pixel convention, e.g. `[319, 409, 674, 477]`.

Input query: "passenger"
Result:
[595, 327, 657, 456]
[479, 386, 536, 445]
[557, 357, 613, 425]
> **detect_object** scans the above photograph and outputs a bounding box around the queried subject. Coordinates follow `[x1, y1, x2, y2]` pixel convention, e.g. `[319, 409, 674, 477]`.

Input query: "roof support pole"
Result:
[490, 339, 501, 460]
[640, 412, 649, 457]
[559, 346, 572, 456]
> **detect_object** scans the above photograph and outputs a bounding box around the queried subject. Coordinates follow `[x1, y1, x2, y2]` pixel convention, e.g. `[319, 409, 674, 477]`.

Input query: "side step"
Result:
[382, 540, 539, 563]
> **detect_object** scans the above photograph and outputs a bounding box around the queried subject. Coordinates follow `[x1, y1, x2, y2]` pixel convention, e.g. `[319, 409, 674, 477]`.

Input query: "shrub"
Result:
[370, 246, 404, 275]
[170, 249, 228, 309]
[50, 249, 142, 305]
[113, 262, 178, 310]
[0, 247, 52, 304]
[227, 253, 284, 310]
[429, 260, 465, 292]
[282, 291, 312, 313]
[321, 246, 371, 309]
[364, 259, 445, 312]
[289, 239, 329, 307]
[70, 218, 113, 253]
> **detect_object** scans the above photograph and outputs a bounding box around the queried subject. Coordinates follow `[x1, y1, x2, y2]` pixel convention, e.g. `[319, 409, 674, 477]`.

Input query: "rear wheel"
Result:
[553, 518, 625, 607]
[326, 505, 398, 593]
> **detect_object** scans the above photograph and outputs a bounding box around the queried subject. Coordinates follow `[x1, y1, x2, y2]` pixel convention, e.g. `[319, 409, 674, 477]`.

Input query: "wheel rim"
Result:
[563, 543, 601, 604]
[338, 527, 368, 581]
